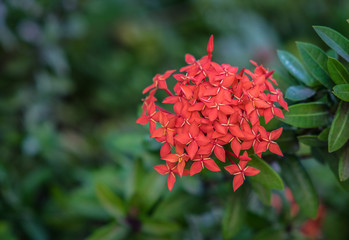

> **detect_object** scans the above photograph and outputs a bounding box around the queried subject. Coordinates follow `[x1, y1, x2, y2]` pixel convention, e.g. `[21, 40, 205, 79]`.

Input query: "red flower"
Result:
[256, 127, 283, 156]
[143, 70, 176, 94]
[154, 162, 188, 191]
[161, 146, 189, 177]
[138, 35, 288, 191]
[190, 154, 220, 176]
[224, 155, 260, 191]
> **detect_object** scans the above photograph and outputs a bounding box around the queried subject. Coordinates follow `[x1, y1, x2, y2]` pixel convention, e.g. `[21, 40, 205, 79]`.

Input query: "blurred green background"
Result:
[1, 0, 349, 239]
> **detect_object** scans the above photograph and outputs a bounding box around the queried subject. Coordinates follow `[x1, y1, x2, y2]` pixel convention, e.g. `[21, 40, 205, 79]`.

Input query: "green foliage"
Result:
[327, 57, 349, 84]
[314, 26, 349, 62]
[333, 84, 349, 101]
[282, 102, 330, 128]
[297, 135, 327, 147]
[279, 156, 319, 218]
[285, 85, 316, 101]
[95, 184, 126, 220]
[249, 156, 284, 190]
[329, 102, 349, 152]
[276, 21, 349, 236]
[339, 143, 349, 182]
[297, 42, 333, 88]
[277, 50, 317, 86]
[222, 193, 245, 239]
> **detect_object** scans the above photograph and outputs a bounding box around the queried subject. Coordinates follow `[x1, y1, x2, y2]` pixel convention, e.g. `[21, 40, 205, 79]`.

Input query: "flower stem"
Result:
[226, 152, 235, 165]
[164, 88, 174, 96]
[156, 105, 172, 114]
[226, 150, 238, 158]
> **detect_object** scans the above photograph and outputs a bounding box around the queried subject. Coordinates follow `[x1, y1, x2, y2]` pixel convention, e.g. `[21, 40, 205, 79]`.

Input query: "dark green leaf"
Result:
[313, 147, 349, 192]
[327, 57, 349, 84]
[273, 71, 298, 93]
[297, 135, 327, 147]
[329, 101, 349, 152]
[152, 194, 194, 220]
[0, 222, 17, 240]
[251, 228, 283, 240]
[249, 155, 284, 190]
[138, 171, 165, 212]
[326, 49, 338, 58]
[297, 42, 333, 88]
[95, 183, 126, 220]
[277, 50, 317, 86]
[285, 85, 316, 101]
[222, 193, 245, 239]
[277, 130, 299, 154]
[313, 26, 349, 62]
[279, 156, 319, 218]
[250, 180, 272, 205]
[22, 216, 48, 240]
[333, 84, 349, 101]
[142, 219, 180, 236]
[281, 102, 330, 128]
[86, 223, 128, 240]
[339, 143, 349, 181]
[318, 127, 330, 141]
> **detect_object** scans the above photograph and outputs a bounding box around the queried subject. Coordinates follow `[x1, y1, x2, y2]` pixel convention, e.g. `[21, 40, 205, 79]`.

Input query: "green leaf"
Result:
[297, 135, 327, 147]
[250, 180, 272, 205]
[297, 42, 333, 88]
[222, 193, 245, 239]
[142, 219, 180, 236]
[95, 183, 126, 220]
[273, 71, 298, 93]
[285, 85, 316, 101]
[0, 222, 17, 240]
[326, 49, 338, 58]
[313, 147, 349, 191]
[138, 171, 165, 212]
[277, 50, 317, 86]
[327, 57, 349, 84]
[318, 127, 330, 141]
[152, 194, 194, 220]
[313, 26, 349, 62]
[249, 155, 284, 190]
[251, 228, 283, 240]
[329, 101, 349, 152]
[86, 223, 128, 240]
[281, 102, 330, 128]
[276, 130, 299, 154]
[333, 84, 349, 101]
[279, 156, 319, 218]
[339, 143, 349, 181]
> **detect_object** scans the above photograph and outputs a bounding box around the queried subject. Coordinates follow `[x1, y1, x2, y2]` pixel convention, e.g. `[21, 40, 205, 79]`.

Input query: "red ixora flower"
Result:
[137, 35, 288, 191]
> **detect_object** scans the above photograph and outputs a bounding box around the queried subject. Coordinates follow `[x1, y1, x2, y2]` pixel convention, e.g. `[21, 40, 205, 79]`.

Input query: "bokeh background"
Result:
[1, 0, 349, 239]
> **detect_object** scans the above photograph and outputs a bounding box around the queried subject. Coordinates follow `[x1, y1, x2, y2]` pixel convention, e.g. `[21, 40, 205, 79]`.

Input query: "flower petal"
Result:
[187, 141, 198, 160]
[244, 166, 260, 176]
[224, 164, 240, 175]
[154, 165, 169, 175]
[233, 174, 244, 191]
[204, 159, 220, 172]
[214, 145, 225, 162]
[269, 142, 283, 156]
[190, 161, 203, 176]
[167, 172, 176, 191]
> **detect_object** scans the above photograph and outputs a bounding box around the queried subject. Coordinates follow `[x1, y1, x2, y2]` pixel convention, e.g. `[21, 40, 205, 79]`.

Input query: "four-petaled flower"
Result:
[225, 154, 260, 191]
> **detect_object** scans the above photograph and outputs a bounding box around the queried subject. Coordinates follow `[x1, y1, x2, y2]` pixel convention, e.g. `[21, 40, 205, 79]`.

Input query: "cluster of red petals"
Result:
[137, 36, 288, 191]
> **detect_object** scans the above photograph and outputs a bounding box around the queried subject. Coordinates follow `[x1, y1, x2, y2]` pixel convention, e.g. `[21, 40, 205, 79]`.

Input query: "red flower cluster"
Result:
[137, 36, 288, 191]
